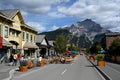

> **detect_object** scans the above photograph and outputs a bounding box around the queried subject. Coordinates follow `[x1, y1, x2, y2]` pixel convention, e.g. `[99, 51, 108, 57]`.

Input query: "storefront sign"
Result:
[24, 48, 28, 50]
[0, 37, 2, 48]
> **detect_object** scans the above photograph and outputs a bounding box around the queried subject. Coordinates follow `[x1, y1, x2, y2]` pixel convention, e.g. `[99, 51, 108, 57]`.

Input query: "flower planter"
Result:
[89, 56, 95, 61]
[97, 61, 106, 66]
[40, 60, 45, 67]
[19, 66, 28, 72]
[27, 61, 34, 68]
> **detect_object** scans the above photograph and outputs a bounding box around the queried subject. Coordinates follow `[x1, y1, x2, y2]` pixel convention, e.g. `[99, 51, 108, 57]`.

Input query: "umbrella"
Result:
[71, 51, 78, 54]
[65, 50, 71, 54]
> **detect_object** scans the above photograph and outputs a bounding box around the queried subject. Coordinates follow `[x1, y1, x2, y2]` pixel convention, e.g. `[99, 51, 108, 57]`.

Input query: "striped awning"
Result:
[23, 42, 38, 49]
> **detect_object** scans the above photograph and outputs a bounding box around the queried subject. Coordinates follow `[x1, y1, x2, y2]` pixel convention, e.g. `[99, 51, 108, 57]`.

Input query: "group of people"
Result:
[9, 53, 21, 66]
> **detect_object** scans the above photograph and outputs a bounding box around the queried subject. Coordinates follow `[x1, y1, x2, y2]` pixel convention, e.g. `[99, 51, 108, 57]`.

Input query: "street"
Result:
[98, 62, 120, 80]
[13, 55, 103, 80]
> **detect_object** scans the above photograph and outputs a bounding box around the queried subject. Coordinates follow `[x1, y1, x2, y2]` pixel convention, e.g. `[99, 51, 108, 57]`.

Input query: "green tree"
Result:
[54, 34, 68, 54]
[109, 38, 120, 62]
[68, 44, 80, 52]
[89, 44, 102, 54]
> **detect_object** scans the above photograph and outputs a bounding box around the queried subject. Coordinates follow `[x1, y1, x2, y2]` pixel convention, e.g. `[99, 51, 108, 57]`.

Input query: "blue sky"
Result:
[0, 0, 120, 33]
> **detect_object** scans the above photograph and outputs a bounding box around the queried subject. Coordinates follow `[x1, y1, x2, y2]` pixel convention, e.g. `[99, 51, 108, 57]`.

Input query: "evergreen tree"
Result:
[54, 34, 68, 54]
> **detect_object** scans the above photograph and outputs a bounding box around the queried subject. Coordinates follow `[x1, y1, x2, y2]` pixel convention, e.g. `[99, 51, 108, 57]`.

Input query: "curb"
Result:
[3, 68, 19, 80]
[88, 60, 112, 80]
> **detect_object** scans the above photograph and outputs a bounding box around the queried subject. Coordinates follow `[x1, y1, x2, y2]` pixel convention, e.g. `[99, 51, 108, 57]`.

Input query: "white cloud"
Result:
[50, 25, 59, 31]
[21, 10, 28, 17]
[27, 22, 46, 33]
[48, 12, 66, 18]
[0, 0, 69, 15]
[57, 0, 120, 32]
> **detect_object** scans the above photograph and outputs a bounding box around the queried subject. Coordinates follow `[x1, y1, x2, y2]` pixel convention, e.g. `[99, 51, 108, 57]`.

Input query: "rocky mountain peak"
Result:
[39, 19, 111, 48]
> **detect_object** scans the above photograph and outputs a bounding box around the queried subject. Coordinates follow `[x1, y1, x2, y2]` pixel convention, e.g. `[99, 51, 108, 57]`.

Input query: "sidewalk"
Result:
[90, 60, 120, 80]
[0, 63, 18, 80]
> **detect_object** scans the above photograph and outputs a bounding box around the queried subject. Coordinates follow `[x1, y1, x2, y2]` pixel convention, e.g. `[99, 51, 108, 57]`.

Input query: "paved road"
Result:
[13, 55, 103, 80]
[98, 62, 120, 80]
[0, 64, 17, 80]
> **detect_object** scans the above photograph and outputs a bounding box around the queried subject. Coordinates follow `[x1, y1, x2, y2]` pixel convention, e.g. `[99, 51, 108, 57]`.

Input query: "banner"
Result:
[0, 37, 2, 48]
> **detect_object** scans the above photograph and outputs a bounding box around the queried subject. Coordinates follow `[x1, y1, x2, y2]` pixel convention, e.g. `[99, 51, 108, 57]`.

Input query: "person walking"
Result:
[12, 53, 18, 66]
[17, 53, 21, 65]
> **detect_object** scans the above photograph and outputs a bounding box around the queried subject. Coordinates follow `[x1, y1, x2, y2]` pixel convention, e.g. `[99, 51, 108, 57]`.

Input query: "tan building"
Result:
[0, 9, 38, 61]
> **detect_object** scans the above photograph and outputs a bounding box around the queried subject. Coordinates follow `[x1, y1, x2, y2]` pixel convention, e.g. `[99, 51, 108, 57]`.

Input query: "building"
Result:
[35, 35, 50, 58]
[105, 32, 120, 49]
[105, 32, 120, 63]
[0, 9, 38, 61]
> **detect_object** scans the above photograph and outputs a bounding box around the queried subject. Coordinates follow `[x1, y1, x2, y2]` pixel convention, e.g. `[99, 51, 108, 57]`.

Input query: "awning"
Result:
[2, 39, 12, 47]
[23, 42, 38, 49]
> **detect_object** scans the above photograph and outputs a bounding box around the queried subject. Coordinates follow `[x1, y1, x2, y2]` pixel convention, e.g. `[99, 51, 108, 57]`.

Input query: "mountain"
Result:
[39, 19, 111, 48]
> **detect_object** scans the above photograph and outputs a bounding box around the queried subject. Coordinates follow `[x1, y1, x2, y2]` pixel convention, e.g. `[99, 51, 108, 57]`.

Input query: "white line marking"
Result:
[94, 67, 106, 80]
[61, 69, 67, 75]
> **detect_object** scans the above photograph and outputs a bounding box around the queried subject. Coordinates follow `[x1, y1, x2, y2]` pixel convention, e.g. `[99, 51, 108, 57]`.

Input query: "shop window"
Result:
[22, 32, 25, 41]
[30, 35, 32, 42]
[26, 33, 29, 42]
[4, 26, 8, 38]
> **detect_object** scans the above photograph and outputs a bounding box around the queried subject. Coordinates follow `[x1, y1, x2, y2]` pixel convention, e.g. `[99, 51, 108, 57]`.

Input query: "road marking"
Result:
[61, 69, 67, 75]
[94, 67, 106, 80]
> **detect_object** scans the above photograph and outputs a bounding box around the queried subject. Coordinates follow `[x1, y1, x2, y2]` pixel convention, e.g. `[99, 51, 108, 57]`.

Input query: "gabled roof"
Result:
[0, 9, 19, 19]
[35, 35, 46, 43]
[35, 34, 49, 46]
[48, 40, 55, 46]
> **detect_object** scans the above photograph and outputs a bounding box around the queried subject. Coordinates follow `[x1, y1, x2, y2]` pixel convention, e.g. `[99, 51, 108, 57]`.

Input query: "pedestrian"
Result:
[38, 56, 42, 62]
[17, 53, 21, 64]
[12, 53, 18, 66]
[60, 56, 65, 64]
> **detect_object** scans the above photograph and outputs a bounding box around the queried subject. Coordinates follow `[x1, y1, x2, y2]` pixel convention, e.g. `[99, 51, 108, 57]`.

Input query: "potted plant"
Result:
[27, 61, 34, 69]
[19, 61, 28, 72]
[96, 54, 106, 66]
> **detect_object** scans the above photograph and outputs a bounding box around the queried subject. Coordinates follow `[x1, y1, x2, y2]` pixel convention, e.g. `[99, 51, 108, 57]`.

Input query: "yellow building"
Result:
[0, 9, 38, 61]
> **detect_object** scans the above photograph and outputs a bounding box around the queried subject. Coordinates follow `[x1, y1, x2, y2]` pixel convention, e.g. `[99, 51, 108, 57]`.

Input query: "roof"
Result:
[24, 24, 38, 32]
[35, 35, 46, 43]
[0, 9, 19, 19]
[0, 9, 37, 32]
[23, 42, 38, 48]
[48, 40, 55, 46]
[105, 32, 120, 36]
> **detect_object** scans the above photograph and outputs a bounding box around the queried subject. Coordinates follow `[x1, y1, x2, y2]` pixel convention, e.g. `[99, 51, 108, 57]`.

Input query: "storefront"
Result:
[23, 42, 38, 58]
[0, 39, 12, 63]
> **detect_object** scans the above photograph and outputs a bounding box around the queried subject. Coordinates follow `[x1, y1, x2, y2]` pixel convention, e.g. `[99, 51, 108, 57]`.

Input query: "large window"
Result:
[11, 30, 15, 36]
[22, 32, 25, 41]
[30, 34, 32, 42]
[4, 26, 8, 38]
